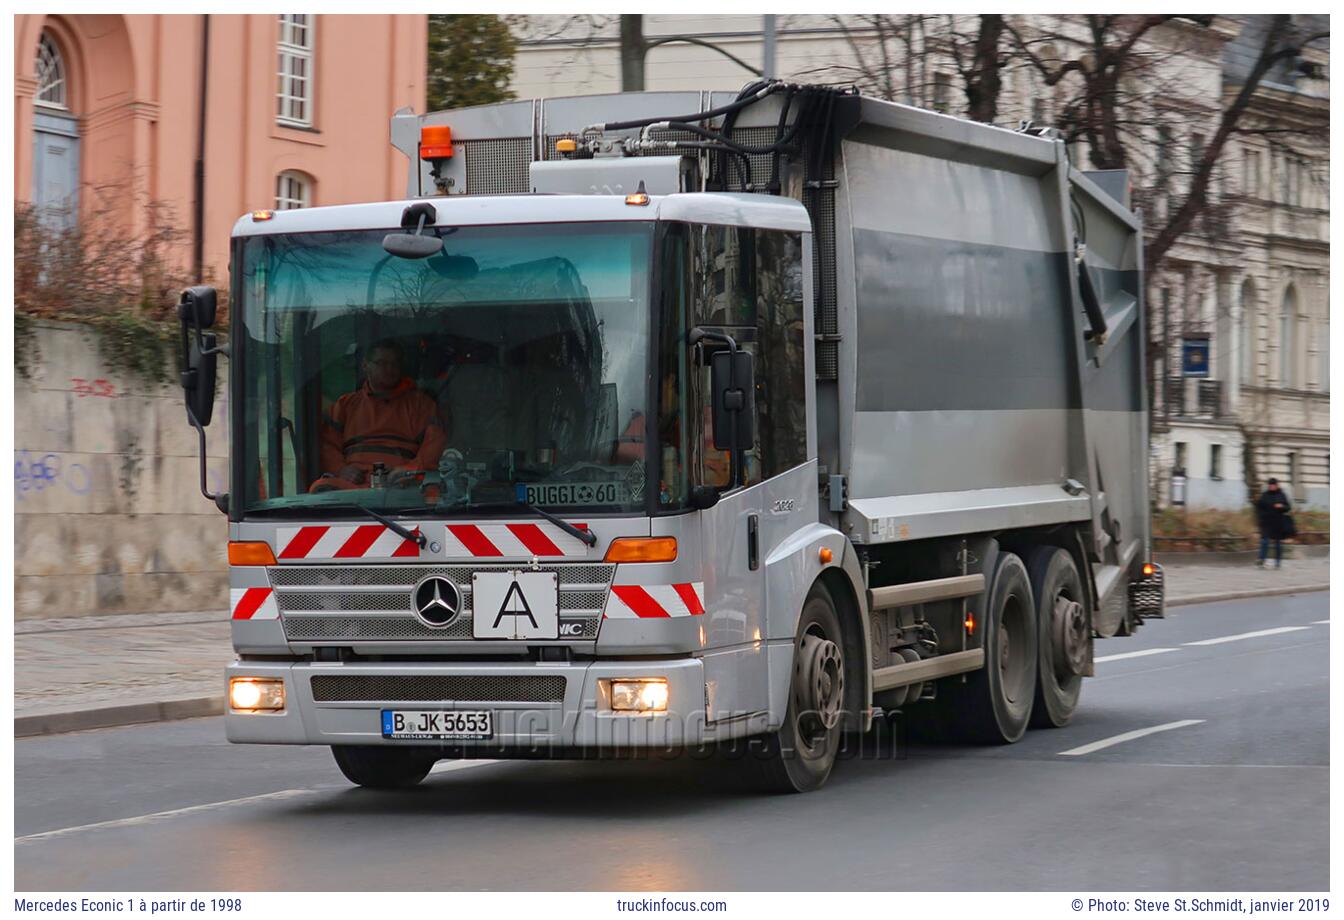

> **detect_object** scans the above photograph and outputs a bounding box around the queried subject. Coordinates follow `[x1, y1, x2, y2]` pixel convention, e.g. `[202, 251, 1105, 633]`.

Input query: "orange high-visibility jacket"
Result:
[319, 378, 446, 476]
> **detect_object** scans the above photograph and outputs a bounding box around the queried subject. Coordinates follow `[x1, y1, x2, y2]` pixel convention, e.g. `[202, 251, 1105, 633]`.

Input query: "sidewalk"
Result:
[13, 555, 1330, 736]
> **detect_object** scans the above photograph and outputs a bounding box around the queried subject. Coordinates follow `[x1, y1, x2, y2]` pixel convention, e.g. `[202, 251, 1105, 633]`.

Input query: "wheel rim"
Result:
[793, 628, 844, 751]
[1052, 590, 1089, 677]
[998, 591, 1031, 704]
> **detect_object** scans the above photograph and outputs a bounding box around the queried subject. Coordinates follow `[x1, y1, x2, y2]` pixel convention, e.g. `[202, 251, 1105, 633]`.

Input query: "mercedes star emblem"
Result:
[411, 575, 461, 628]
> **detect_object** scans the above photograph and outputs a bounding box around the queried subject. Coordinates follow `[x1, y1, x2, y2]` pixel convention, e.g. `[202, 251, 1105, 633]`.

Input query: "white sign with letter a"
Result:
[471, 571, 559, 640]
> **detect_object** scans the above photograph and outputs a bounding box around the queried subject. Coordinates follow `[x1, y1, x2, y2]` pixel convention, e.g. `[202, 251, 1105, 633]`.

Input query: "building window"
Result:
[1287, 451, 1300, 500]
[1209, 444, 1222, 480]
[1238, 280, 1255, 385]
[1174, 441, 1187, 473]
[35, 33, 68, 109]
[275, 170, 312, 210]
[1280, 286, 1298, 388]
[276, 14, 313, 127]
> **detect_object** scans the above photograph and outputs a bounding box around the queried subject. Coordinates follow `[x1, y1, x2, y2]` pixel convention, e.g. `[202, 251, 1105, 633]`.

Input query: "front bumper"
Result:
[224, 657, 746, 750]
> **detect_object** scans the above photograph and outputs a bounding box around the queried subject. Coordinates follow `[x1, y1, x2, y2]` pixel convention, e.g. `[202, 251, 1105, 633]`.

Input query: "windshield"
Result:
[234, 222, 654, 517]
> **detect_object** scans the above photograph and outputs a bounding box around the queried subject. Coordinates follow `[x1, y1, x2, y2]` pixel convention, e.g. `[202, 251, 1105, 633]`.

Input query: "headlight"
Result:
[609, 678, 669, 713]
[229, 677, 285, 712]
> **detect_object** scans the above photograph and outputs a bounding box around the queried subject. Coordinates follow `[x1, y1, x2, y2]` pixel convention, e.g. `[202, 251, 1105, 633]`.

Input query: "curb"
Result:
[15, 696, 224, 738]
[1167, 583, 1330, 608]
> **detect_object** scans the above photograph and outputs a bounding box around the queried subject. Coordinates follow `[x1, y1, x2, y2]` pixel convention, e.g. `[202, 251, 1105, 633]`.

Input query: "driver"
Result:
[311, 339, 446, 491]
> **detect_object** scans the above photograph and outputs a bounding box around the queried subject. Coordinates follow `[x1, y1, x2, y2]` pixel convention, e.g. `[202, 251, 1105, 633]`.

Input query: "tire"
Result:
[1026, 547, 1087, 728]
[751, 581, 848, 793]
[954, 552, 1037, 743]
[331, 745, 435, 789]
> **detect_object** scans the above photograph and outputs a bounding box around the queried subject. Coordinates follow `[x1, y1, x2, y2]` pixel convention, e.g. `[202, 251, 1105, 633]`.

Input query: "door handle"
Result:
[747, 513, 759, 571]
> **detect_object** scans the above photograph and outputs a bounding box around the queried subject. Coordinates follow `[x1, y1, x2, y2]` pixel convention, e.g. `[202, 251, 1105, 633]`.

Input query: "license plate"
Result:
[472, 571, 559, 640]
[381, 710, 493, 740]
[520, 482, 629, 507]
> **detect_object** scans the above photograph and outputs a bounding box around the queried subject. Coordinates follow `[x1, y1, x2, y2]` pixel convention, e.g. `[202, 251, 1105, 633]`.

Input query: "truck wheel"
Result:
[956, 552, 1037, 743]
[1027, 547, 1086, 728]
[752, 582, 847, 794]
[331, 745, 434, 789]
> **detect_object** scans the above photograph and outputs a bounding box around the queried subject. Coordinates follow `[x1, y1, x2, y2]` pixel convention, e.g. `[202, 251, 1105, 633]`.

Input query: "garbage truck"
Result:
[176, 81, 1165, 793]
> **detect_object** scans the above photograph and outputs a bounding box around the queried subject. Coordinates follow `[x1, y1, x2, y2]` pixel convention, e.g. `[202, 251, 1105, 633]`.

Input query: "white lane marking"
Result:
[1094, 647, 1180, 663]
[429, 759, 498, 775]
[1313, 619, 1330, 625]
[1058, 719, 1205, 757]
[15, 788, 325, 844]
[1183, 626, 1311, 646]
[17, 760, 503, 843]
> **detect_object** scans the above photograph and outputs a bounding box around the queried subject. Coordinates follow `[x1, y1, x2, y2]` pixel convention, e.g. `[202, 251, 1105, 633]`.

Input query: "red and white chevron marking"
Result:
[603, 583, 706, 619]
[231, 587, 278, 620]
[275, 524, 421, 561]
[442, 522, 590, 559]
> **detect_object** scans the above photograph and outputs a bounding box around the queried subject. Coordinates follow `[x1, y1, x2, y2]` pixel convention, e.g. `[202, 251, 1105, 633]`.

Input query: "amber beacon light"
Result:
[420, 125, 454, 160]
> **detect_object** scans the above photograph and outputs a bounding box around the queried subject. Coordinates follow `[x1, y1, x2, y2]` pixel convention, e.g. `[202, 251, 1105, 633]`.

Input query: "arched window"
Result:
[35, 32, 68, 109]
[275, 170, 312, 210]
[1279, 286, 1298, 388]
[1238, 279, 1256, 385]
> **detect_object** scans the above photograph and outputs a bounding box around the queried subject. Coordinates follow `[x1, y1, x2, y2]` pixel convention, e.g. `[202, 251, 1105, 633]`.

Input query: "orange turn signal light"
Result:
[420, 124, 454, 159]
[625, 192, 650, 206]
[964, 613, 976, 635]
[228, 541, 277, 566]
[604, 537, 678, 563]
[1142, 562, 1155, 577]
[818, 546, 833, 564]
[251, 209, 274, 221]
[555, 138, 578, 154]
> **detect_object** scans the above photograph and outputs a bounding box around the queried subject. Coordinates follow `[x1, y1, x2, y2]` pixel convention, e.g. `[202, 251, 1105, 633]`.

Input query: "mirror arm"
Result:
[687, 327, 743, 490]
[187, 404, 228, 514]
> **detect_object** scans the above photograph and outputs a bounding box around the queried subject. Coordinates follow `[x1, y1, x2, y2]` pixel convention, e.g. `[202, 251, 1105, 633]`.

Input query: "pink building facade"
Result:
[15, 14, 427, 284]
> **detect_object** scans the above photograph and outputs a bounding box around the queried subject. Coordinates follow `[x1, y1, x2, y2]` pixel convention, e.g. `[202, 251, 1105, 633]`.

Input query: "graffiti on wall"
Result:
[14, 450, 92, 499]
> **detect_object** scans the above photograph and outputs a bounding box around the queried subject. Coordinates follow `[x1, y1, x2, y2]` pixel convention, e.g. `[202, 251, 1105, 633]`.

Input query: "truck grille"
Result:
[271, 563, 613, 644]
[311, 674, 566, 703]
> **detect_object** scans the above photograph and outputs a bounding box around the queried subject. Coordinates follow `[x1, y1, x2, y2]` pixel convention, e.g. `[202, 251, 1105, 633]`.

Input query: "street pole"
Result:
[762, 15, 777, 80]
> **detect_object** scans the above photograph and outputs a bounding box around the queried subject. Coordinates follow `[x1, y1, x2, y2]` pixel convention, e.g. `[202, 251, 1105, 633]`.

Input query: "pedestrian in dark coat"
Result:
[1254, 478, 1292, 568]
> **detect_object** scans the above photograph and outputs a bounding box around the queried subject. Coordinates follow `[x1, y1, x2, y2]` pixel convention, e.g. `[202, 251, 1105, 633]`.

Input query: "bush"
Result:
[15, 184, 223, 385]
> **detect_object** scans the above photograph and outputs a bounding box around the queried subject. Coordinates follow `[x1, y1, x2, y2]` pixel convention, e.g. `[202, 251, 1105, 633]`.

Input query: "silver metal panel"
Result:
[848, 484, 1092, 545]
[698, 481, 768, 715]
[853, 97, 1057, 176]
[530, 156, 689, 196]
[841, 140, 1062, 252]
[847, 409, 1072, 501]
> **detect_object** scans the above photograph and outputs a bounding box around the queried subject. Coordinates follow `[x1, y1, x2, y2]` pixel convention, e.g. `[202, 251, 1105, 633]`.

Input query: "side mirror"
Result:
[177, 286, 217, 328]
[710, 349, 755, 452]
[183, 333, 218, 427]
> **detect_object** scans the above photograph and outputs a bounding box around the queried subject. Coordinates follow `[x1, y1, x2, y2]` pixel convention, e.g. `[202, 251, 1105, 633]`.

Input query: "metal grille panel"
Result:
[311, 674, 566, 703]
[283, 615, 600, 641]
[462, 138, 531, 194]
[271, 563, 611, 644]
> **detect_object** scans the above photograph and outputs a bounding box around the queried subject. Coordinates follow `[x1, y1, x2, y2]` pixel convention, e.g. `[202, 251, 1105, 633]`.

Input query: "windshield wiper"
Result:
[322, 502, 427, 549]
[403, 499, 598, 548]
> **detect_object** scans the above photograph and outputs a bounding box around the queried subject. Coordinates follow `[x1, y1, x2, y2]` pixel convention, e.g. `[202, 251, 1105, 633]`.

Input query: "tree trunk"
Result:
[964, 14, 1003, 123]
[620, 15, 646, 91]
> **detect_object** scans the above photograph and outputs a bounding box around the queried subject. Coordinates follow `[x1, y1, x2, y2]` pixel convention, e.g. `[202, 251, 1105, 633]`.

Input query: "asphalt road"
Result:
[15, 591, 1329, 891]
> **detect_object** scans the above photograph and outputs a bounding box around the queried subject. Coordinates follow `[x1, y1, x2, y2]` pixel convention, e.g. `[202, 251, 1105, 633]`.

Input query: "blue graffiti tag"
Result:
[14, 451, 92, 499]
